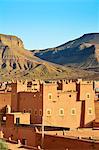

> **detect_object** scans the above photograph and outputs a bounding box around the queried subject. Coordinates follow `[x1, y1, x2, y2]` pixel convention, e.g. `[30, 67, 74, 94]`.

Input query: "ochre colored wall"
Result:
[6, 113, 30, 125]
[17, 89, 43, 124]
[1, 125, 36, 147]
[11, 83, 18, 112]
[62, 80, 76, 92]
[1, 114, 36, 146]
[6, 114, 14, 128]
[14, 113, 30, 124]
[79, 82, 95, 127]
[43, 81, 95, 128]
[0, 92, 11, 112]
[36, 133, 99, 150]
[43, 83, 82, 128]
[10, 80, 95, 128]
[94, 101, 99, 120]
[1, 124, 99, 150]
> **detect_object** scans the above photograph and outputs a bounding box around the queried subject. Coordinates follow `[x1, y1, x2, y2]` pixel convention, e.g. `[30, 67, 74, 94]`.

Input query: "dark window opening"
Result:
[22, 139, 27, 145]
[16, 117, 20, 124]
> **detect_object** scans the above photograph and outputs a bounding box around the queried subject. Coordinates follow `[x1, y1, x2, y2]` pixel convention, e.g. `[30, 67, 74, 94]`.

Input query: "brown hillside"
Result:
[0, 34, 98, 81]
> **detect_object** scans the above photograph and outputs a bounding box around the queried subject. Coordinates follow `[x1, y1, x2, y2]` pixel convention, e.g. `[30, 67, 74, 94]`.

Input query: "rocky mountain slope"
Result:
[33, 33, 99, 72]
[0, 34, 96, 81]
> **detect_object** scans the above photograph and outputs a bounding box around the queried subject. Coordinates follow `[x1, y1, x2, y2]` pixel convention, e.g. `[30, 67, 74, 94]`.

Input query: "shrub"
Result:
[0, 139, 8, 150]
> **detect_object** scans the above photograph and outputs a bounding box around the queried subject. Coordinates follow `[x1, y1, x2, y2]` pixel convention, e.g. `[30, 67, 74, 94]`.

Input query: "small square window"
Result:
[16, 117, 20, 124]
[46, 109, 51, 116]
[86, 93, 90, 99]
[48, 93, 52, 100]
[59, 109, 64, 116]
[71, 108, 76, 115]
[29, 109, 32, 113]
[34, 109, 37, 116]
[88, 108, 92, 115]
[39, 109, 42, 116]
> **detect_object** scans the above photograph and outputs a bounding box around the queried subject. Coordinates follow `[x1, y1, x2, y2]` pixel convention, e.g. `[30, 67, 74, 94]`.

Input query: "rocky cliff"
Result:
[0, 34, 24, 48]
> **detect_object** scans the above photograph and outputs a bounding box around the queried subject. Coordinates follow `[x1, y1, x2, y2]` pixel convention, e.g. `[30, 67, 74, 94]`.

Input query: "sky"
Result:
[0, 0, 99, 49]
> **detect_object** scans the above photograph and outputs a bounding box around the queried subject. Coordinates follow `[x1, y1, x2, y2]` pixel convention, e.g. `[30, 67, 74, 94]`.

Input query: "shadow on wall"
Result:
[0, 106, 6, 114]
[80, 100, 94, 128]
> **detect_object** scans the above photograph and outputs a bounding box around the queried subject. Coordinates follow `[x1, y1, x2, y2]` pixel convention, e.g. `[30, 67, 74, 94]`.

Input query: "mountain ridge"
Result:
[33, 33, 99, 72]
[0, 33, 96, 81]
[0, 33, 98, 81]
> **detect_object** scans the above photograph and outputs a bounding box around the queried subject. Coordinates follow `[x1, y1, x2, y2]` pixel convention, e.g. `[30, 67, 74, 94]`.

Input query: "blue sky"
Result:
[0, 0, 98, 49]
